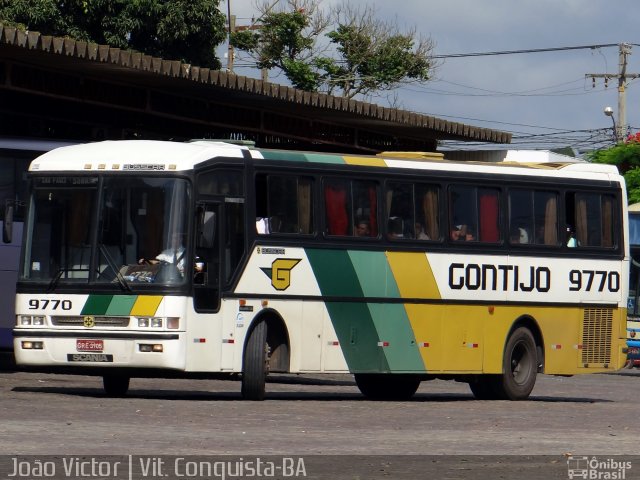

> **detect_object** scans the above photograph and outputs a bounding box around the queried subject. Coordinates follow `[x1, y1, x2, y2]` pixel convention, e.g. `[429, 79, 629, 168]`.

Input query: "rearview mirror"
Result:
[198, 208, 216, 248]
[2, 202, 14, 244]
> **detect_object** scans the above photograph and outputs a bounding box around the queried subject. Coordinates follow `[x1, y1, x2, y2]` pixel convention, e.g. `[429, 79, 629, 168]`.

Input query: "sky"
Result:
[220, 0, 640, 153]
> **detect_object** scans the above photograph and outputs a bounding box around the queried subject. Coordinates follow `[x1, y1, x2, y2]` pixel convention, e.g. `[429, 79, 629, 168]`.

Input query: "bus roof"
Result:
[29, 140, 621, 183]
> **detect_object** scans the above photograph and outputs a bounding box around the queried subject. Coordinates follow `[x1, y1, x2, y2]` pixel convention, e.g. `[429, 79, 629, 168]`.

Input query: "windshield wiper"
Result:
[47, 268, 65, 293]
[99, 244, 132, 293]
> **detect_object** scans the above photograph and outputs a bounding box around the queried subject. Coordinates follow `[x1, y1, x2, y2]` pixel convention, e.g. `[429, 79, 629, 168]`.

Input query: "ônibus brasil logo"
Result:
[567, 456, 632, 479]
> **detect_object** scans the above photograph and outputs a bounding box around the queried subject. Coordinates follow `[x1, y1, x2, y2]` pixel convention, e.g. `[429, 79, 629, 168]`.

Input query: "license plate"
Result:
[76, 339, 103, 352]
[67, 353, 113, 362]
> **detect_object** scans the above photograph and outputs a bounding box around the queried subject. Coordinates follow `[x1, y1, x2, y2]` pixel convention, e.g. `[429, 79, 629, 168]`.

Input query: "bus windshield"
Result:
[20, 176, 190, 287]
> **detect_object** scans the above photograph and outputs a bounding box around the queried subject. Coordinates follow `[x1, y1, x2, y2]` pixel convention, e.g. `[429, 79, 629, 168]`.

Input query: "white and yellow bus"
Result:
[10, 140, 629, 400]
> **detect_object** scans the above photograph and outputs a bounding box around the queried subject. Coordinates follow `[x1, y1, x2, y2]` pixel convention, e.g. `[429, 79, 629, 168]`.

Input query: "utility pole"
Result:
[234, 22, 268, 81]
[586, 43, 640, 142]
[226, 11, 236, 72]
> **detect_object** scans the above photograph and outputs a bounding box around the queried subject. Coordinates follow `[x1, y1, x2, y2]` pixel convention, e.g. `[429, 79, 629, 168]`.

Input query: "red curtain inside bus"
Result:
[479, 191, 499, 242]
[324, 184, 348, 235]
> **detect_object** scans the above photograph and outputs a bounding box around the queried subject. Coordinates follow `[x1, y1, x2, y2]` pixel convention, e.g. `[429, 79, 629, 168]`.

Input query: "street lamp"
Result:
[604, 106, 619, 143]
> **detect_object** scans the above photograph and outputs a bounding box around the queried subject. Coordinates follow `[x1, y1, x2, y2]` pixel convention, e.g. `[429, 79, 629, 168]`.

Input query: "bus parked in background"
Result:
[0, 138, 75, 359]
[10, 140, 629, 400]
[626, 205, 640, 368]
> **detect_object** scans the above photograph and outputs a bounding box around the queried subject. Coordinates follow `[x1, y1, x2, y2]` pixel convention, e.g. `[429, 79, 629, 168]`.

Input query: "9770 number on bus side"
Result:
[568, 270, 620, 292]
[28, 299, 72, 310]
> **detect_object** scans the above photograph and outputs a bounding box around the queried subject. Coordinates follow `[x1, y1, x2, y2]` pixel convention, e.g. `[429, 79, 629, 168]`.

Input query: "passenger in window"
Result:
[387, 217, 404, 239]
[566, 227, 579, 247]
[451, 224, 474, 241]
[510, 227, 529, 244]
[193, 257, 205, 284]
[450, 225, 463, 241]
[354, 219, 371, 237]
[464, 227, 475, 241]
[415, 222, 430, 240]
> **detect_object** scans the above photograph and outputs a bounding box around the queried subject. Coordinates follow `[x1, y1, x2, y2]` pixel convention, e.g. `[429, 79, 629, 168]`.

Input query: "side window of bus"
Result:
[255, 174, 314, 235]
[324, 178, 378, 237]
[449, 185, 500, 243]
[198, 170, 243, 196]
[385, 182, 440, 240]
[509, 189, 559, 246]
[0, 155, 30, 223]
[565, 192, 616, 248]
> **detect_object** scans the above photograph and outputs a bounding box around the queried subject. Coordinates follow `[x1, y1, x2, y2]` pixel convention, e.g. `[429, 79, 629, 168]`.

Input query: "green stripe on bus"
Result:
[303, 154, 345, 164]
[80, 295, 114, 315]
[105, 295, 138, 316]
[306, 249, 389, 372]
[259, 150, 345, 164]
[367, 303, 425, 371]
[306, 249, 364, 298]
[347, 251, 425, 371]
[347, 250, 400, 298]
[325, 302, 390, 373]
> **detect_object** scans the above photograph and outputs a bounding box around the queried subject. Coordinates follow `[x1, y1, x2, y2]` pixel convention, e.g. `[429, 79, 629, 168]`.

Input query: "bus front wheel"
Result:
[354, 373, 421, 400]
[241, 321, 269, 401]
[103, 375, 130, 397]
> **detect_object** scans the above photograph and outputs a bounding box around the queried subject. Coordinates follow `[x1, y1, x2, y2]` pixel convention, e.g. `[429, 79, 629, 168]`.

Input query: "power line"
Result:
[433, 43, 619, 59]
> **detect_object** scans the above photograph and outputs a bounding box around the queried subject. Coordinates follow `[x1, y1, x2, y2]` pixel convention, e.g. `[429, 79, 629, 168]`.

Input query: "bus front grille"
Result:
[51, 316, 130, 327]
[581, 308, 612, 366]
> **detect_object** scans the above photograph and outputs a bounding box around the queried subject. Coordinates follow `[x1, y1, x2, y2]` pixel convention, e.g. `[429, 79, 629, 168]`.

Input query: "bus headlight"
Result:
[18, 315, 46, 326]
[137, 317, 173, 329]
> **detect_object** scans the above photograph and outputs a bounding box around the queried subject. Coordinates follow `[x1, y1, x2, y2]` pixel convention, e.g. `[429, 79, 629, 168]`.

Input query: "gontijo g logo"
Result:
[261, 259, 301, 291]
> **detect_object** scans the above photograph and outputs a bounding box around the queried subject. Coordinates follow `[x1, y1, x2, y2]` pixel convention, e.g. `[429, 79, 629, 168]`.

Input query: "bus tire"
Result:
[242, 320, 269, 401]
[495, 327, 538, 400]
[468, 375, 501, 400]
[354, 374, 421, 400]
[102, 375, 130, 397]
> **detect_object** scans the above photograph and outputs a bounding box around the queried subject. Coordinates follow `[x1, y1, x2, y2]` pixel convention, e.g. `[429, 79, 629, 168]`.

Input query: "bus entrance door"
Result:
[194, 203, 220, 312]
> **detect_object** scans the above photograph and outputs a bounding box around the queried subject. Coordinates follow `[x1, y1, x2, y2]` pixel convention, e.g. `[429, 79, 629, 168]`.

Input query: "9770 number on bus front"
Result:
[28, 299, 72, 310]
[568, 270, 620, 292]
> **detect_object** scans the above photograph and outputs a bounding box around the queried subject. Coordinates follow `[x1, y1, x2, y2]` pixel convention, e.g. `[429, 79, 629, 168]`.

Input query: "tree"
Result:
[589, 132, 640, 203]
[0, 0, 227, 69]
[231, 0, 330, 91]
[231, 0, 435, 99]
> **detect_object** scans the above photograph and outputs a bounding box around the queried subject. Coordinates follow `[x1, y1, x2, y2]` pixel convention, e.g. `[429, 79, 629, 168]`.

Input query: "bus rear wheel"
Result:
[241, 321, 269, 401]
[469, 327, 537, 400]
[102, 375, 130, 397]
[354, 373, 421, 400]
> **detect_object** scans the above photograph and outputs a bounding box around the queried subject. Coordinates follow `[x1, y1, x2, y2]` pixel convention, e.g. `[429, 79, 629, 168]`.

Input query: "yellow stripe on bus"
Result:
[130, 296, 163, 316]
[343, 156, 388, 167]
[386, 252, 442, 371]
[386, 252, 441, 299]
